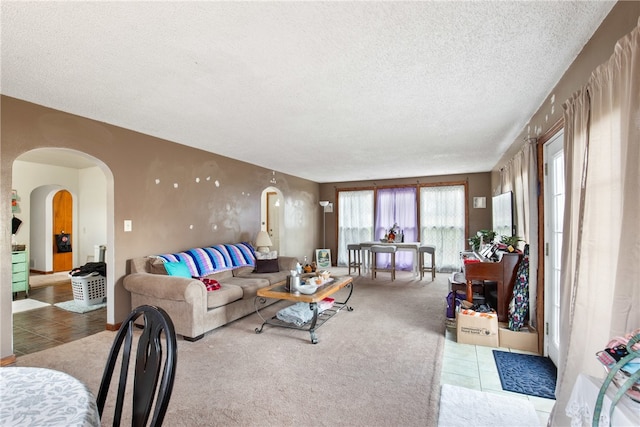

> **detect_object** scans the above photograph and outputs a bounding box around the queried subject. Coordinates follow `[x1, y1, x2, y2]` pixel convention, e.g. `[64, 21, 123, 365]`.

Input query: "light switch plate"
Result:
[124, 220, 132, 232]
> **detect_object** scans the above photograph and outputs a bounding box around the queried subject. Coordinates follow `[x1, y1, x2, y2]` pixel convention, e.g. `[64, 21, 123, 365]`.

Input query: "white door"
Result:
[267, 192, 280, 252]
[544, 130, 564, 365]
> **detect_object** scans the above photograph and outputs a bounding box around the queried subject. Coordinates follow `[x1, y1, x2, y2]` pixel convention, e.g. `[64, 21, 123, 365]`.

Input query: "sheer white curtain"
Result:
[419, 185, 465, 272]
[499, 140, 539, 327]
[550, 18, 640, 426]
[375, 187, 417, 269]
[337, 190, 374, 266]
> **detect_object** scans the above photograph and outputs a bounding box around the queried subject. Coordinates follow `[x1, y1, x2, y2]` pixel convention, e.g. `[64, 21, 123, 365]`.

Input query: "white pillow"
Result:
[255, 250, 278, 260]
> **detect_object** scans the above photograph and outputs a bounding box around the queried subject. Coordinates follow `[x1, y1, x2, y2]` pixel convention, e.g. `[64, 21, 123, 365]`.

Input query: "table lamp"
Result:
[255, 230, 273, 253]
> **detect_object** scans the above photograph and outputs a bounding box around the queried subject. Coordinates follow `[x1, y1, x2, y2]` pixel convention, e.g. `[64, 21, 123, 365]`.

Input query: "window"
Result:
[336, 190, 374, 266]
[375, 187, 416, 269]
[336, 184, 467, 272]
[420, 185, 465, 272]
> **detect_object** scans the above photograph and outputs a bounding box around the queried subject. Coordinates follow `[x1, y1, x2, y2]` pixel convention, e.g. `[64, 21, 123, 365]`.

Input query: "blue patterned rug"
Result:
[493, 350, 557, 399]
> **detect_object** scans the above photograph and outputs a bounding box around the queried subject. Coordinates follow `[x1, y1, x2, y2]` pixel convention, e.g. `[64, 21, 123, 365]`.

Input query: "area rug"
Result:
[12, 298, 50, 313]
[54, 300, 106, 313]
[438, 384, 540, 426]
[493, 350, 557, 399]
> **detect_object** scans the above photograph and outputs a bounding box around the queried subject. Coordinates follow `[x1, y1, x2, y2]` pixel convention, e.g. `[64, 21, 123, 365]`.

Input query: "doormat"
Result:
[12, 298, 50, 313]
[438, 384, 540, 427]
[493, 350, 557, 399]
[54, 300, 106, 314]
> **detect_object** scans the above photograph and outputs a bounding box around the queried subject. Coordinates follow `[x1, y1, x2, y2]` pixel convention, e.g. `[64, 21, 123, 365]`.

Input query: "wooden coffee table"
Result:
[254, 275, 354, 344]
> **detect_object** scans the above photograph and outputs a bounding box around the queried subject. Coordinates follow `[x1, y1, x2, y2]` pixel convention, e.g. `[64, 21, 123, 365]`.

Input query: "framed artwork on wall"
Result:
[315, 249, 331, 269]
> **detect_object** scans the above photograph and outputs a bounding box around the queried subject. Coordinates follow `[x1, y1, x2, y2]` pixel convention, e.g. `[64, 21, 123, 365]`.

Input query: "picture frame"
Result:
[315, 249, 331, 269]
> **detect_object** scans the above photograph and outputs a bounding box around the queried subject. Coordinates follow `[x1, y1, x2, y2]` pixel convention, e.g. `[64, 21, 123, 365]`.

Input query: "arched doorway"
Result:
[261, 186, 284, 254]
[11, 148, 115, 355]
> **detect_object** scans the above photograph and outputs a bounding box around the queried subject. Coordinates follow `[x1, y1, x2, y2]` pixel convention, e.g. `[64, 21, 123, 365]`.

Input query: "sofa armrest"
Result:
[278, 256, 299, 272]
[123, 273, 206, 304]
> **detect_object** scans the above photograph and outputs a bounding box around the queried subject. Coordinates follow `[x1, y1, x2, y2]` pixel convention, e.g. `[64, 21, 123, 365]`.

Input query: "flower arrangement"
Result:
[385, 223, 400, 242]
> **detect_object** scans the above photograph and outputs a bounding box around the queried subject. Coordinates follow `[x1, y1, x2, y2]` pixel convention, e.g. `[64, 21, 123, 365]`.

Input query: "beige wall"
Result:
[1, 97, 320, 361]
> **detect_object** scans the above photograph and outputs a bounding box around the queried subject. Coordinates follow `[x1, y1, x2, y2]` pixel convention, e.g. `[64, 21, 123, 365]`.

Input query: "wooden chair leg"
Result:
[391, 253, 396, 281]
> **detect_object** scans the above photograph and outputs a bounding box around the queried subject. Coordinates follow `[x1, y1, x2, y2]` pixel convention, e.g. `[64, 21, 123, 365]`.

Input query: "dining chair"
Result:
[97, 305, 177, 427]
[370, 245, 397, 281]
[347, 244, 362, 275]
[418, 244, 436, 281]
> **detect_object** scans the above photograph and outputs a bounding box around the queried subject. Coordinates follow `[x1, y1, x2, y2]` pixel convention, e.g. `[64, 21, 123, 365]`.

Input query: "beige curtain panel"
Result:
[550, 17, 640, 426]
[499, 140, 539, 327]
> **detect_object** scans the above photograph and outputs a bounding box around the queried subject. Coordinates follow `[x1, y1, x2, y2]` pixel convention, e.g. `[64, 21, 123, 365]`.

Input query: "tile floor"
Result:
[441, 327, 555, 426]
[12, 278, 106, 357]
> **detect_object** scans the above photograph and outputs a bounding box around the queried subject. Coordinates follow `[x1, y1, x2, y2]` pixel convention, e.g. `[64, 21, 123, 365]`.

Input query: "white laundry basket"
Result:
[70, 272, 106, 306]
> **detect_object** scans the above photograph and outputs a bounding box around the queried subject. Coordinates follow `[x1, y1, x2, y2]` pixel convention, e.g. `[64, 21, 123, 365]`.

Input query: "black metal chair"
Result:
[97, 305, 177, 427]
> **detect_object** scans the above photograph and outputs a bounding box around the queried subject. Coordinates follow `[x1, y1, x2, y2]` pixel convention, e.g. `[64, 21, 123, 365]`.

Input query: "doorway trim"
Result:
[13, 148, 115, 324]
[261, 186, 284, 254]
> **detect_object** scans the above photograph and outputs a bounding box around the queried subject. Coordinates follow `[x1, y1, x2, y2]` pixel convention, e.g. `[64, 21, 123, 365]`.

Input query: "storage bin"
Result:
[71, 273, 106, 306]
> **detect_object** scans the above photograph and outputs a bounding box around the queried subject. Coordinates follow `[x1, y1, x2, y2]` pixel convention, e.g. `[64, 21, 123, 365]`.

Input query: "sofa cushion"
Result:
[232, 266, 255, 277]
[224, 276, 271, 299]
[206, 284, 243, 309]
[207, 270, 234, 281]
[251, 270, 290, 286]
[164, 261, 192, 278]
[255, 258, 279, 273]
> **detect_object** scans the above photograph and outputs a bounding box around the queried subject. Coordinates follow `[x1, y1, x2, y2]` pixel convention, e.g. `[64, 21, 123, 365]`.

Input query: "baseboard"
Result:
[1, 354, 17, 366]
[106, 322, 121, 331]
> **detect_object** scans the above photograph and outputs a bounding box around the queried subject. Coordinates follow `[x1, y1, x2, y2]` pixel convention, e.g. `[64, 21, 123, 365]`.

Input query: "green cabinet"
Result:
[12, 250, 29, 297]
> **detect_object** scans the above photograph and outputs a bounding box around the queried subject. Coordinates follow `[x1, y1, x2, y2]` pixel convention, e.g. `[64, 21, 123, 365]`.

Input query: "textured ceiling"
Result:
[1, 1, 615, 183]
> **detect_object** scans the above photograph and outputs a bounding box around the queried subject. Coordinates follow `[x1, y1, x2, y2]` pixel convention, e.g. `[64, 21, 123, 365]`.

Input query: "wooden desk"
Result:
[462, 252, 521, 322]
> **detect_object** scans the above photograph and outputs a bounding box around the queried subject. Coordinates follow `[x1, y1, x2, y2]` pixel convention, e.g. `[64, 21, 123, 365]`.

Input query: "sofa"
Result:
[123, 242, 298, 341]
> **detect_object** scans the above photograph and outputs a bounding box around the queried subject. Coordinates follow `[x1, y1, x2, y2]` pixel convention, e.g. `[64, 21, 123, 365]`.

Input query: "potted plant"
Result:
[500, 235, 522, 247]
[468, 229, 496, 251]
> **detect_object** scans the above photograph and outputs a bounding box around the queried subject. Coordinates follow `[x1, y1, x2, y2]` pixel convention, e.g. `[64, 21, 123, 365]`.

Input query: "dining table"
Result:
[0, 366, 101, 427]
[359, 241, 422, 276]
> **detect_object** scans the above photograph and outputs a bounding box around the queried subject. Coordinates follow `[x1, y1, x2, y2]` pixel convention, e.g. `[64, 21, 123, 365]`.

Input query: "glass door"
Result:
[543, 130, 564, 365]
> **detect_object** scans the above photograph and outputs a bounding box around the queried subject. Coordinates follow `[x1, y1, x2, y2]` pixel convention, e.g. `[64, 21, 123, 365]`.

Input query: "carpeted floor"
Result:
[493, 350, 557, 399]
[16, 271, 448, 426]
[438, 384, 540, 426]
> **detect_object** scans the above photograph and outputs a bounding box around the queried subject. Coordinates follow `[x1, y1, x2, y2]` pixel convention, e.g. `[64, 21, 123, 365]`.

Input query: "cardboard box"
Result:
[456, 309, 498, 347]
[498, 322, 539, 353]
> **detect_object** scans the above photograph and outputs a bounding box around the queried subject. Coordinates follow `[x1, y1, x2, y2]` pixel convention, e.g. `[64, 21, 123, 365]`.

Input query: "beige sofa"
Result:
[123, 244, 297, 341]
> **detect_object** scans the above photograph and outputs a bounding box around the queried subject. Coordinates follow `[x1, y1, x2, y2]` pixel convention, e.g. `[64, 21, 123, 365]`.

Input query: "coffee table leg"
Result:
[308, 302, 319, 344]
[254, 296, 268, 334]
